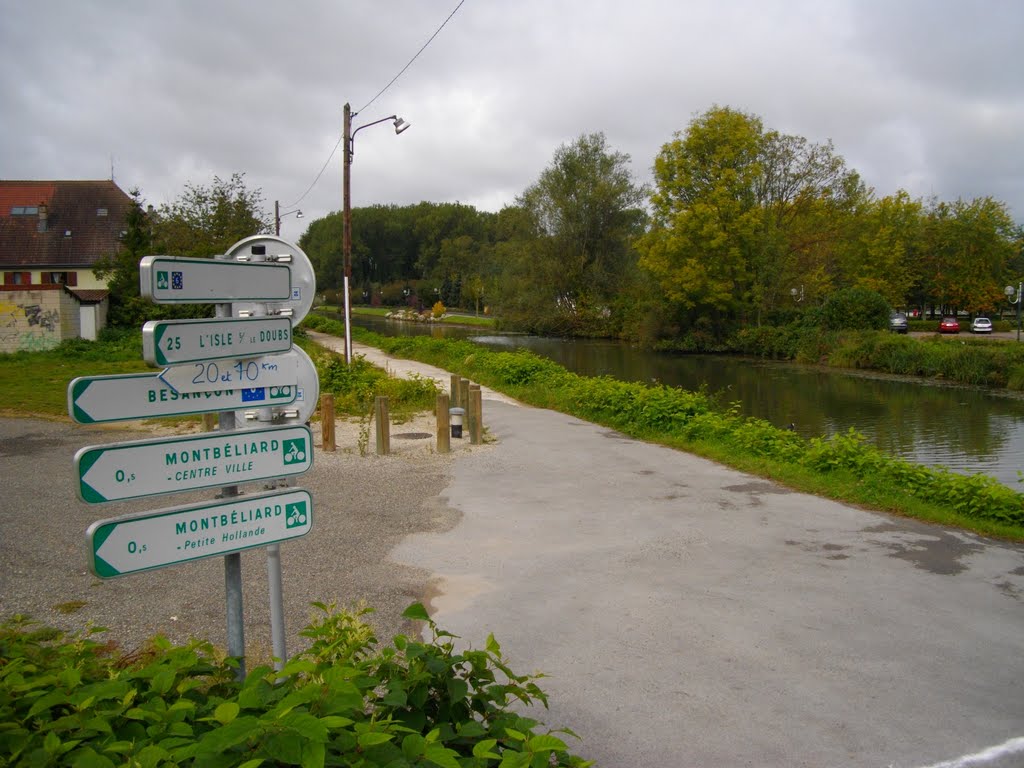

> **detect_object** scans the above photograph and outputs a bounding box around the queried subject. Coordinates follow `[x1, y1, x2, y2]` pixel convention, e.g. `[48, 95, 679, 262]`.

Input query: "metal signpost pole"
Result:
[247, 255, 289, 672]
[215, 267, 246, 678]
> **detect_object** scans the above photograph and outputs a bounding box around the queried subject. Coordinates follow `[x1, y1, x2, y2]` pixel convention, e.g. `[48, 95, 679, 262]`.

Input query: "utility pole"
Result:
[274, 200, 280, 236]
[342, 103, 354, 364]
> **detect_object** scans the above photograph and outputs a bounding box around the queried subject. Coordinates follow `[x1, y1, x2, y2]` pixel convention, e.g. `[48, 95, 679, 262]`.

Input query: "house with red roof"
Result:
[0, 180, 132, 351]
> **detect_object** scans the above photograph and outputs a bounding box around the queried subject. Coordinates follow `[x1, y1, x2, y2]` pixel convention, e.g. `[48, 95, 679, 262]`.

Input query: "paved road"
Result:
[384, 386, 1024, 766]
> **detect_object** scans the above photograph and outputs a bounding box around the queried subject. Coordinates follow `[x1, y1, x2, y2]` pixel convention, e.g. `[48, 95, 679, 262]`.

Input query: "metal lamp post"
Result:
[790, 285, 805, 303]
[273, 200, 303, 236]
[1005, 283, 1022, 342]
[342, 102, 410, 364]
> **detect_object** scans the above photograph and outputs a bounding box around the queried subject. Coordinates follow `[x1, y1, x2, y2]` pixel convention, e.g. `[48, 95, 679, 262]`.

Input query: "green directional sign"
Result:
[67, 373, 298, 424]
[75, 424, 313, 504]
[143, 316, 292, 366]
[87, 488, 314, 578]
[140, 255, 291, 303]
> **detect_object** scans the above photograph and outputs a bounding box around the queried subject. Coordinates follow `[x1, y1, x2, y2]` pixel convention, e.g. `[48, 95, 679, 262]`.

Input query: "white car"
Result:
[970, 317, 993, 334]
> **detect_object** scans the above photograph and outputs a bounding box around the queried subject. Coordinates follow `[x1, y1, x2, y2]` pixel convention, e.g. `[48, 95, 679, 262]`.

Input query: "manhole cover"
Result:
[393, 432, 432, 440]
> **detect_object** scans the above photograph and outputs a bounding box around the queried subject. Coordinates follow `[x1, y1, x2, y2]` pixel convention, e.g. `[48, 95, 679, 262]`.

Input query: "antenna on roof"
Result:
[110, 154, 115, 183]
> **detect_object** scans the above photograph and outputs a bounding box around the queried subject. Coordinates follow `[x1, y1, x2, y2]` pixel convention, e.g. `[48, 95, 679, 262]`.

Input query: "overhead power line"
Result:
[285, 0, 466, 210]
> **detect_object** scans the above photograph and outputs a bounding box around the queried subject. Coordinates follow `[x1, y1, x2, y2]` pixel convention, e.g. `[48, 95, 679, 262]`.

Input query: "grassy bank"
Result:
[301, 314, 1024, 541]
[319, 304, 496, 329]
[733, 326, 1024, 390]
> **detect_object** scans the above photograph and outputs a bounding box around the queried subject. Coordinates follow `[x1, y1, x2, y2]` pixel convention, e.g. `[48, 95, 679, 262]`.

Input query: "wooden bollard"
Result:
[202, 413, 218, 432]
[436, 393, 450, 453]
[469, 384, 483, 444]
[374, 396, 390, 455]
[320, 393, 336, 452]
[450, 374, 461, 409]
[460, 377, 471, 411]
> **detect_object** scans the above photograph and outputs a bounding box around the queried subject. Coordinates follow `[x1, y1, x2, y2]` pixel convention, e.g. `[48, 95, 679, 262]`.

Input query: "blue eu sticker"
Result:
[241, 388, 266, 402]
[171, 271, 183, 290]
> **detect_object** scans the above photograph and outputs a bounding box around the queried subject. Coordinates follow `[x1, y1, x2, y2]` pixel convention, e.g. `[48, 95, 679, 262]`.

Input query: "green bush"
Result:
[817, 287, 890, 331]
[0, 604, 591, 768]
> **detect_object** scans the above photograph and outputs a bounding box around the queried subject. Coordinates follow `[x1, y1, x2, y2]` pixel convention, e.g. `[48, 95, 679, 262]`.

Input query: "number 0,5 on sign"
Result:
[75, 424, 313, 504]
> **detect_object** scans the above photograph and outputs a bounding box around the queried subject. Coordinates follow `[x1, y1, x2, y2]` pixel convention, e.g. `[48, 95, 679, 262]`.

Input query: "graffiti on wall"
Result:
[0, 300, 61, 351]
[24, 304, 59, 332]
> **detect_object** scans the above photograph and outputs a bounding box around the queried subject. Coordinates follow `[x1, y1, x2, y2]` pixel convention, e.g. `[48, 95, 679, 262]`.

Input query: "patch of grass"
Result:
[53, 600, 87, 614]
[0, 337, 151, 417]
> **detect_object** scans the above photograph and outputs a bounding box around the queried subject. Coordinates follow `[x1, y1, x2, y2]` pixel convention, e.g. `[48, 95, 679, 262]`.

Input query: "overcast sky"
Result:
[3, 0, 1022, 242]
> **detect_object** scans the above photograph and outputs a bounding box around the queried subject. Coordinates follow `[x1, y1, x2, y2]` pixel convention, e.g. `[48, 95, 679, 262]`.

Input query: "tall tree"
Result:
[93, 189, 154, 328]
[153, 173, 269, 257]
[639, 106, 865, 332]
[921, 197, 1019, 313]
[94, 175, 268, 328]
[638, 106, 763, 326]
[497, 132, 647, 333]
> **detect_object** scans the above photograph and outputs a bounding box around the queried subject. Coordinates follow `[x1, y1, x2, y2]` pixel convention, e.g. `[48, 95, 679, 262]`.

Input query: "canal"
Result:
[339, 312, 1024, 489]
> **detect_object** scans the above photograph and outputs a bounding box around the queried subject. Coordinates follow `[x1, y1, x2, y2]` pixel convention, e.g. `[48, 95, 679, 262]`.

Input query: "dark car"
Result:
[939, 317, 960, 334]
[889, 312, 909, 333]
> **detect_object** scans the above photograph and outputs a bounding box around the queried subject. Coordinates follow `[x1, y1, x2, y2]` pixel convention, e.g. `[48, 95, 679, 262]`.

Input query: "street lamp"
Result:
[790, 285, 805, 303]
[342, 102, 411, 364]
[1005, 282, 1022, 342]
[273, 200, 303, 236]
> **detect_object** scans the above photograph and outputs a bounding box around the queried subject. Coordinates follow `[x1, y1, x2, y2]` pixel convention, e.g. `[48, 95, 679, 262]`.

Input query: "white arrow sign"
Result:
[143, 316, 293, 366]
[68, 373, 298, 424]
[140, 255, 291, 303]
[75, 424, 313, 504]
[159, 352, 299, 395]
[87, 488, 313, 578]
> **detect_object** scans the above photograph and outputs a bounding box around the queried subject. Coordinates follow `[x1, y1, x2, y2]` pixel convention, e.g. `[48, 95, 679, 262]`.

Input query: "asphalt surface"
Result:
[3, 338, 1024, 767]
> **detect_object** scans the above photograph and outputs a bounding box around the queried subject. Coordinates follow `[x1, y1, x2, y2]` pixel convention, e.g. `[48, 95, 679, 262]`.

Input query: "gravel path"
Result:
[0, 341, 496, 663]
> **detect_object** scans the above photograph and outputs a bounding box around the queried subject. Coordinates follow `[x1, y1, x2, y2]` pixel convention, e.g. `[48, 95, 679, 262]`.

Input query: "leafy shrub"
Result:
[817, 287, 890, 331]
[0, 604, 591, 768]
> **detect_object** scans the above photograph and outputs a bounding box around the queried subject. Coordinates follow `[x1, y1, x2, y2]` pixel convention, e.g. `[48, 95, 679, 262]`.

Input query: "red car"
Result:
[939, 317, 960, 334]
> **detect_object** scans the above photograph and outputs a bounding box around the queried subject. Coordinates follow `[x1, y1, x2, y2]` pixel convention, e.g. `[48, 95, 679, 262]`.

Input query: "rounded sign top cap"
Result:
[226, 235, 316, 325]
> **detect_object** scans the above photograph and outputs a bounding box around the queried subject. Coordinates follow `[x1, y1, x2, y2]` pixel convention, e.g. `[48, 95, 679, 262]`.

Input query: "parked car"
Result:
[888, 312, 909, 333]
[939, 317, 960, 334]
[970, 317, 993, 334]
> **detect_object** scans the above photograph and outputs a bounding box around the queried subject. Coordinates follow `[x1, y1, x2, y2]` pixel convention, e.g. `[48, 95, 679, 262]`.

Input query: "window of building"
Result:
[43, 272, 76, 286]
[9, 206, 39, 216]
[4, 272, 31, 285]
[97, 208, 108, 217]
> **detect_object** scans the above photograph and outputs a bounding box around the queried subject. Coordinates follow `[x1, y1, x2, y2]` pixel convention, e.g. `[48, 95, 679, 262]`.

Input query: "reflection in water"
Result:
[339, 313, 1024, 488]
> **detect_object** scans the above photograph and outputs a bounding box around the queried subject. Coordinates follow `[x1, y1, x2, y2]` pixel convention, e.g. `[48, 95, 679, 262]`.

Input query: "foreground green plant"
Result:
[301, 315, 1024, 539]
[0, 604, 591, 768]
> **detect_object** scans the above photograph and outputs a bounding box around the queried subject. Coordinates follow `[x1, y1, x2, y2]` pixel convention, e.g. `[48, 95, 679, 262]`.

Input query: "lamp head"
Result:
[1006, 285, 1016, 298]
[393, 117, 411, 135]
[296, 210, 304, 220]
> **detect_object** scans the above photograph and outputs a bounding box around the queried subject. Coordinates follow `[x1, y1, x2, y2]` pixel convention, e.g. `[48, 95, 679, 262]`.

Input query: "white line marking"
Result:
[913, 737, 1024, 768]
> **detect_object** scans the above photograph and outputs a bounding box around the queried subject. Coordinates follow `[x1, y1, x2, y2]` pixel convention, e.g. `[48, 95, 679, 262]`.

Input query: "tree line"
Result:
[300, 106, 1022, 343]
[101, 107, 1023, 345]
